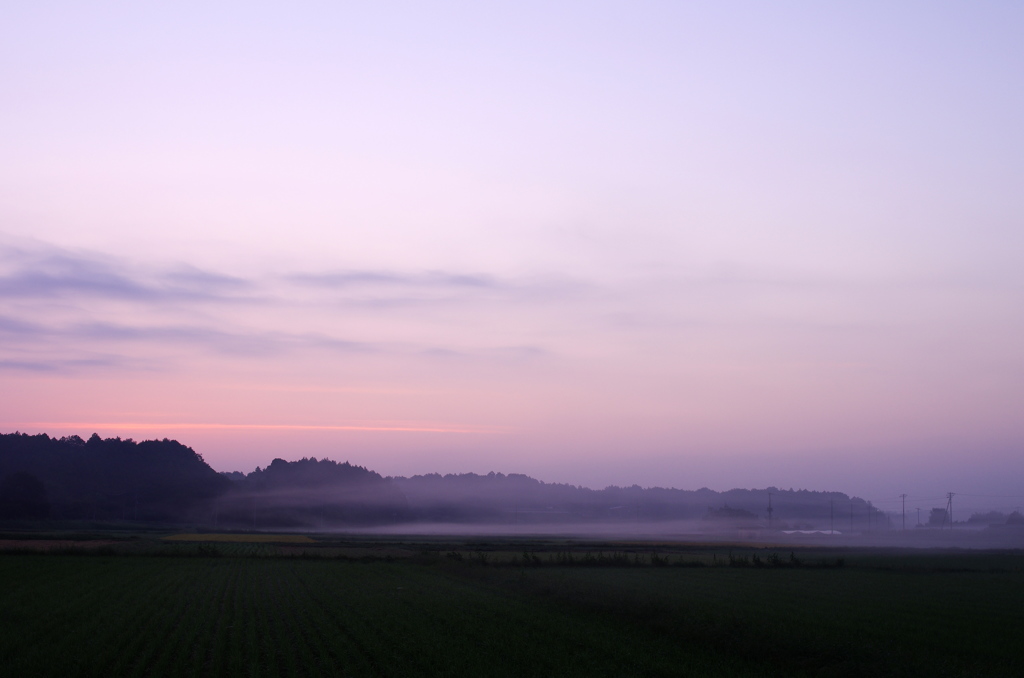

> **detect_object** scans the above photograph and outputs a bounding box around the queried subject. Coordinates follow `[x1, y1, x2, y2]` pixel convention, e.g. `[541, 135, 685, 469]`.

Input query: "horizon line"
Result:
[6, 422, 505, 434]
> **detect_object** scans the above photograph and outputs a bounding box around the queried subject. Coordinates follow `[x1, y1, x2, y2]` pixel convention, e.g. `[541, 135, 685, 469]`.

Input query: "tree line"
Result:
[2, 432, 886, 529]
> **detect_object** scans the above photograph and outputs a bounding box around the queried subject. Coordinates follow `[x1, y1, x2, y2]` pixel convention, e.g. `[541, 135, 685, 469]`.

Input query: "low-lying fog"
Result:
[327, 519, 1024, 549]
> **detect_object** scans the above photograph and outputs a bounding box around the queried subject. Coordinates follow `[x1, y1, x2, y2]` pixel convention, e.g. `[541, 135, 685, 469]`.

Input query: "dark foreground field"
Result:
[2, 536, 1023, 677]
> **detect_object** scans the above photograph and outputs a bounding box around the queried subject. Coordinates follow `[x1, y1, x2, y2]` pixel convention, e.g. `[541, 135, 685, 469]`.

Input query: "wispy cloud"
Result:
[281, 268, 581, 311]
[0, 242, 555, 372]
[0, 241, 574, 376]
[8, 421, 506, 434]
[71, 322, 375, 357]
[0, 314, 43, 336]
[0, 357, 125, 372]
[0, 316, 377, 359]
[0, 245, 259, 304]
[7, 319, 543, 363]
[0, 243, 563, 308]
[288, 270, 500, 290]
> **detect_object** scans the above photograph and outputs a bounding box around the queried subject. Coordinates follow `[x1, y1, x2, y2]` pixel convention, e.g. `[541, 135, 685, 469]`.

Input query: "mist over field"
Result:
[3, 431, 1022, 549]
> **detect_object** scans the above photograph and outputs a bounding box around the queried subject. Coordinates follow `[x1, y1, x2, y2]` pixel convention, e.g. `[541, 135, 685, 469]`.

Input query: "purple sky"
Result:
[2, 2, 1023, 514]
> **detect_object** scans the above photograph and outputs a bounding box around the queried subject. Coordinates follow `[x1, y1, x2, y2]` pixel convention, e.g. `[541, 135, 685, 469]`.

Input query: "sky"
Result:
[2, 2, 1023, 513]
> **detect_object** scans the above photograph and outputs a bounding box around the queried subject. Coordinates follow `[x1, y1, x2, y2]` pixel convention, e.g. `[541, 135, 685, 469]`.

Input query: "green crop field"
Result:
[1, 538, 1023, 677]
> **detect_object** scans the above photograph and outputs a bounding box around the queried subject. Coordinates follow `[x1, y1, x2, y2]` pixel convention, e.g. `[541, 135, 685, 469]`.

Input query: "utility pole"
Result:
[767, 492, 774, 529]
[946, 492, 955, 529]
[900, 494, 907, 531]
[916, 507, 921, 527]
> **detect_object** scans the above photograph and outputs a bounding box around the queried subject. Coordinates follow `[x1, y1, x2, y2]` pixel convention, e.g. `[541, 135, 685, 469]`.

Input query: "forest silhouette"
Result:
[2, 432, 884, 529]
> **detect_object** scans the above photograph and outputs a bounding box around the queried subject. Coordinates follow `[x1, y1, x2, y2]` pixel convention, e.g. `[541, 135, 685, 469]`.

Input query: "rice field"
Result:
[1, 541, 1022, 677]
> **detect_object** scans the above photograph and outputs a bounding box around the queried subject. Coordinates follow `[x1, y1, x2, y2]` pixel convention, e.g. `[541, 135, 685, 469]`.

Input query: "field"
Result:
[162, 533, 317, 544]
[1, 534, 1023, 677]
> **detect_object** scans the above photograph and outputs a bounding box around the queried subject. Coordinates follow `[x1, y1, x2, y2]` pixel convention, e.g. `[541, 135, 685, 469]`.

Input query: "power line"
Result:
[870, 496, 946, 504]
[870, 493, 1024, 504]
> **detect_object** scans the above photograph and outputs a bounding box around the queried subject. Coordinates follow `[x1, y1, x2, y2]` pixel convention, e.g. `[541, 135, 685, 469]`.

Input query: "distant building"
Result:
[928, 508, 948, 527]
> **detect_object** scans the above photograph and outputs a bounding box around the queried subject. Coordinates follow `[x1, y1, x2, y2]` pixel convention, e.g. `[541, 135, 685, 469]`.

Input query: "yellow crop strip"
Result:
[162, 533, 316, 543]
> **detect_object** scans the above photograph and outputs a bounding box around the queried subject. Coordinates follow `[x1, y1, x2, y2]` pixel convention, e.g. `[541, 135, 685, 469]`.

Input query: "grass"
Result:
[1, 538, 1023, 677]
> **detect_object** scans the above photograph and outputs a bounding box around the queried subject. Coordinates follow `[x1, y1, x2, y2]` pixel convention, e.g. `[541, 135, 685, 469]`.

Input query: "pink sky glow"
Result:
[2, 2, 1023, 512]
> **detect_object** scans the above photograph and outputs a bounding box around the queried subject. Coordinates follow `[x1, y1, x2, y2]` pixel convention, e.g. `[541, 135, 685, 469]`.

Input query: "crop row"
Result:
[2, 555, 760, 677]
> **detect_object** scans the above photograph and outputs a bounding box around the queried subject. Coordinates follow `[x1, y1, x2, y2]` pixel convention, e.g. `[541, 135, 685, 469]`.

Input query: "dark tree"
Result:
[967, 511, 1006, 525]
[0, 432, 229, 522]
[0, 472, 50, 519]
